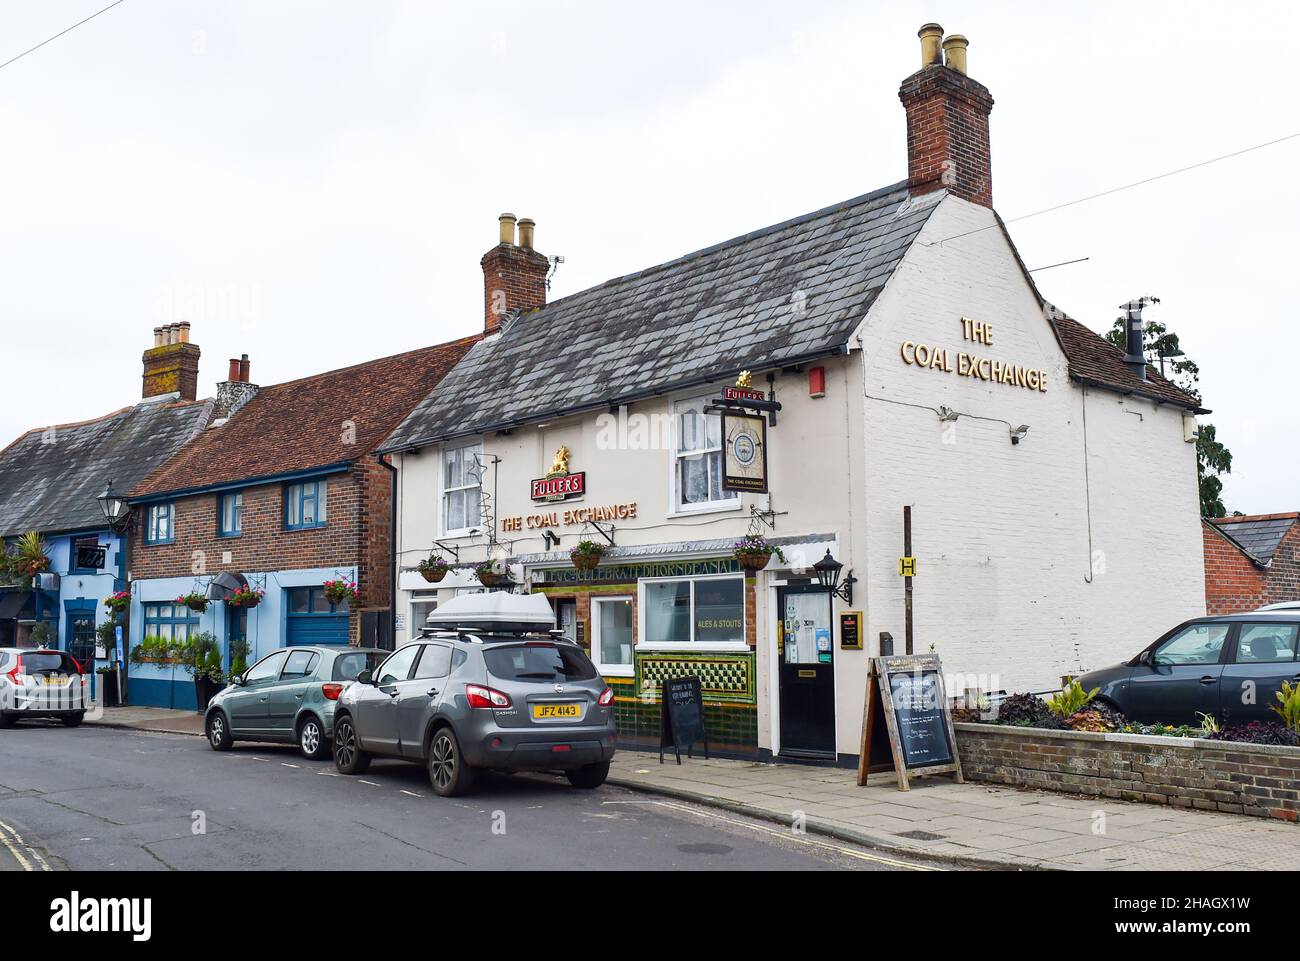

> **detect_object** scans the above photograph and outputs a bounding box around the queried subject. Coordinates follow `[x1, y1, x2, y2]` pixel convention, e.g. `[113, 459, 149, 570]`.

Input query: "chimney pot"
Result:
[239, 354, 250, 383]
[153, 327, 164, 348]
[518, 218, 536, 251]
[177, 321, 191, 344]
[228, 358, 241, 382]
[942, 34, 969, 75]
[498, 213, 518, 247]
[918, 23, 944, 67]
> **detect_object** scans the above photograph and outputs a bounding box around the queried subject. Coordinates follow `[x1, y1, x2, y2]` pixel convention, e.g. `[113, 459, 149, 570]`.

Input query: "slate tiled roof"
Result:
[381, 183, 942, 451]
[1209, 514, 1299, 566]
[132, 336, 479, 499]
[0, 400, 214, 537]
[1049, 314, 1204, 411]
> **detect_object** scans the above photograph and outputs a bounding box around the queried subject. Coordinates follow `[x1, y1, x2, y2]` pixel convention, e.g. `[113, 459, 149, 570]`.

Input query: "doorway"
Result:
[777, 584, 836, 759]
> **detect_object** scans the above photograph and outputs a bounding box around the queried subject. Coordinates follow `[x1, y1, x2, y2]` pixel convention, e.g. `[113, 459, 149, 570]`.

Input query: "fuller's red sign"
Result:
[722, 386, 766, 403]
[531, 472, 586, 502]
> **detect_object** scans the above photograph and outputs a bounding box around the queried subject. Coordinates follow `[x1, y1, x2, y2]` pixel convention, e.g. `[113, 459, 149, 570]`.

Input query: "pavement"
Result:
[84, 705, 1300, 871]
[2, 721, 931, 871]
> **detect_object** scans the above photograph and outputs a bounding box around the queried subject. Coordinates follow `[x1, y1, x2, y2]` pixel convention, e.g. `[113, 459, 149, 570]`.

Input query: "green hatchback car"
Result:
[204, 646, 386, 759]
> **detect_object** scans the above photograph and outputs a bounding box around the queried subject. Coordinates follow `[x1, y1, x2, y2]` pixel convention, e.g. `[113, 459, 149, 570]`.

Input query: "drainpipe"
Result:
[376, 453, 399, 653]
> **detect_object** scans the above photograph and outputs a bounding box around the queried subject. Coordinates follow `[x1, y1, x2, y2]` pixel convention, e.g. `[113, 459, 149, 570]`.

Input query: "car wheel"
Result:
[206, 711, 233, 751]
[0, 712, 15, 729]
[427, 728, 474, 797]
[566, 761, 610, 790]
[298, 715, 329, 761]
[61, 712, 85, 728]
[333, 715, 370, 774]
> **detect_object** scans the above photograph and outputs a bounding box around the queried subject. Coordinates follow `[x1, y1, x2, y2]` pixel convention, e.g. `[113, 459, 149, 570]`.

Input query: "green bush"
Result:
[1046, 679, 1099, 718]
[1271, 681, 1300, 733]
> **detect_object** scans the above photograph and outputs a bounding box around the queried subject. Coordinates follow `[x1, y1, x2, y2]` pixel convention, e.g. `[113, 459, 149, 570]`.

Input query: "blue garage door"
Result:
[285, 587, 349, 646]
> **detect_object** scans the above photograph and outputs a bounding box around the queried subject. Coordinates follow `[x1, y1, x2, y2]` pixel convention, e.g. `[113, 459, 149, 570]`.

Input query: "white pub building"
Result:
[379, 26, 1206, 761]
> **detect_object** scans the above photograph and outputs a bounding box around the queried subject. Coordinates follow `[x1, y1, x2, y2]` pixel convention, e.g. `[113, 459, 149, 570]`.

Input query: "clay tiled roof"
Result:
[1049, 314, 1204, 411]
[132, 336, 479, 498]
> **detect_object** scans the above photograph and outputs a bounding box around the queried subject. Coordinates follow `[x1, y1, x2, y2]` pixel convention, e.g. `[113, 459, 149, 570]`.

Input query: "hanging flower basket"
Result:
[570, 540, 605, 572]
[228, 587, 264, 609]
[733, 535, 786, 573]
[418, 556, 449, 584]
[324, 579, 361, 607]
[177, 591, 209, 613]
[104, 590, 132, 616]
[475, 562, 503, 587]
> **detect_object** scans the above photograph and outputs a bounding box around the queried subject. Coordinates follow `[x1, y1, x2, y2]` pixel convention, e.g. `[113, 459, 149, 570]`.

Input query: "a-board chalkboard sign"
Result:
[856, 654, 963, 792]
[660, 676, 709, 765]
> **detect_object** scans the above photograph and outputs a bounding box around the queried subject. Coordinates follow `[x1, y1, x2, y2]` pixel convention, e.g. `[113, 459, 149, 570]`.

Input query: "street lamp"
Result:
[813, 550, 856, 606]
[97, 481, 131, 530]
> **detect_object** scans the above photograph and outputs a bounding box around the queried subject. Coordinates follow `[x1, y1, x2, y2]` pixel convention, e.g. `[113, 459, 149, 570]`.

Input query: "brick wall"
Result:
[899, 66, 994, 207]
[956, 723, 1300, 822]
[130, 460, 396, 635]
[1203, 521, 1300, 614]
[481, 244, 549, 335]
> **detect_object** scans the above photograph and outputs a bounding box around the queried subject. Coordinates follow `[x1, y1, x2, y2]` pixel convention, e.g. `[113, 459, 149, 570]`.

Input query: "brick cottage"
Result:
[123, 333, 477, 709]
[1203, 513, 1300, 614]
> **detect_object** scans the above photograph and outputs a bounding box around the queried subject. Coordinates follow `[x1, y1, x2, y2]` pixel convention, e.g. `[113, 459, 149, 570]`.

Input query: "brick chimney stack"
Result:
[142, 322, 202, 401]
[214, 353, 259, 421]
[899, 24, 995, 207]
[481, 213, 549, 335]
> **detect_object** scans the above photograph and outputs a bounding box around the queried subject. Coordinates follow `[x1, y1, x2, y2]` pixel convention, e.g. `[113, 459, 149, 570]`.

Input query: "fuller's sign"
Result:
[531, 472, 585, 501]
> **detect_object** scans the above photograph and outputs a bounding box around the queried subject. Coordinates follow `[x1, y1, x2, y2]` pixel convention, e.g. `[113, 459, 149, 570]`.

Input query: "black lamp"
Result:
[97, 481, 130, 529]
[813, 550, 856, 606]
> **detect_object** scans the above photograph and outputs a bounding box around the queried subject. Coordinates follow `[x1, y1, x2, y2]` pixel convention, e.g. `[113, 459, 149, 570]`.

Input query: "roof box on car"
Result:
[424, 592, 557, 634]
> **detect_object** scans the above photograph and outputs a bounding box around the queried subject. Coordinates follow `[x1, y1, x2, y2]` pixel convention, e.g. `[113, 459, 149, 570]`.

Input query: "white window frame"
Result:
[637, 573, 748, 653]
[441, 441, 484, 538]
[669, 395, 741, 516]
[409, 592, 439, 637]
[591, 595, 636, 677]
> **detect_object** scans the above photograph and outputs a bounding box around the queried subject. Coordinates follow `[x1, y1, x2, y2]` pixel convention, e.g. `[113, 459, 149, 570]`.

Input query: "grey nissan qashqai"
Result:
[332, 593, 617, 797]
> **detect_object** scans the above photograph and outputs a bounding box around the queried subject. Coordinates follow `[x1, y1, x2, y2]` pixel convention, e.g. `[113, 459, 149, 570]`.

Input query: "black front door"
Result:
[778, 585, 836, 758]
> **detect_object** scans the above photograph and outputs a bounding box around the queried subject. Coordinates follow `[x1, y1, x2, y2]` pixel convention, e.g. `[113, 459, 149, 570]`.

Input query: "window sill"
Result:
[666, 501, 743, 520]
[440, 529, 482, 540]
[635, 642, 752, 654]
[594, 667, 635, 678]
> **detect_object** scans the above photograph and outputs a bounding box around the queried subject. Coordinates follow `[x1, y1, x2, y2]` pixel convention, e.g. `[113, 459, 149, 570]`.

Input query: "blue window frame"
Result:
[285, 480, 328, 531]
[141, 603, 200, 641]
[145, 504, 174, 545]
[219, 492, 243, 538]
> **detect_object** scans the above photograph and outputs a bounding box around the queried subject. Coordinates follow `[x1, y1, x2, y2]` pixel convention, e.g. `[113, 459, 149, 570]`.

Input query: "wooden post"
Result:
[904, 506, 914, 656]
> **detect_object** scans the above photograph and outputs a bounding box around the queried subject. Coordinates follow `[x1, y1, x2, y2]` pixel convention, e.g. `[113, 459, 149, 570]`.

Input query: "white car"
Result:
[1257, 602, 1300, 612]
[0, 648, 89, 727]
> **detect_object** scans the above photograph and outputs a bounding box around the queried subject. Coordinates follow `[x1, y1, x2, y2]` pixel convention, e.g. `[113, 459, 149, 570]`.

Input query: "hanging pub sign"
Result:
[531, 446, 586, 502]
[857, 653, 964, 792]
[75, 544, 107, 571]
[722, 412, 768, 494]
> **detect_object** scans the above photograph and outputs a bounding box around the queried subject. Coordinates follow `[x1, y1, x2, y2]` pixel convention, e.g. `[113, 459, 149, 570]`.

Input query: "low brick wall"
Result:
[955, 722, 1300, 822]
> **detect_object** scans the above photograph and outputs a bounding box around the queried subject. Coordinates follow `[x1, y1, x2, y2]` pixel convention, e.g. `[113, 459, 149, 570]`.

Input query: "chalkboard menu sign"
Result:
[839, 611, 863, 650]
[659, 676, 709, 765]
[857, 654, 963, 792]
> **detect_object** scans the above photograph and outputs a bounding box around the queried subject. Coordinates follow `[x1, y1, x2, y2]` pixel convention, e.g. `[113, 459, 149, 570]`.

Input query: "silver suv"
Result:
[0, 649, 89, 727]
[332, 596, 616, 797]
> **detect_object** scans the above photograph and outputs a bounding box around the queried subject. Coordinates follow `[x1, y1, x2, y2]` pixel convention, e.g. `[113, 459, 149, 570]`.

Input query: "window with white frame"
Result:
[641, 575, 745, 649]
[592, 596, 635, 675]
[410, 594, 438, 636]
[673, 397, 738, 511]
[145, 504, 174, 544]
[442, 442, 483, 535]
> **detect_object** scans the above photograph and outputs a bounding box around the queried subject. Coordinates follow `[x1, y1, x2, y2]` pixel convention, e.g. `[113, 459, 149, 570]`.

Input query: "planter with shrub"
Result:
[323, 579, 361, 608]
[417, 556, 449, 583]
[475, 561, 503, 587]
[228, 587, 264, 609]
[732, 534, 786, 573]
[569, 540, 605, 572]
[177, 591, 209, 614]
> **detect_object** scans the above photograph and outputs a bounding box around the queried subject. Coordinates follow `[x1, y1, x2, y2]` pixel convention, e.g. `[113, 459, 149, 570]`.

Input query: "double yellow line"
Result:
[0, 818, 51, 872]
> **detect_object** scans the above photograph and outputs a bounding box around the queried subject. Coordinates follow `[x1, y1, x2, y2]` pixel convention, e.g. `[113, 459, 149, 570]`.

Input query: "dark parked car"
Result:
[333, 594, 617, 797]
[1076, 613, 1300, 725]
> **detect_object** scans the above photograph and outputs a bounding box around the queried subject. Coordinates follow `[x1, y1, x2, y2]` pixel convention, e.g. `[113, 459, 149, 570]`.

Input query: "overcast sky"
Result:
[0, 1, 1295, 513]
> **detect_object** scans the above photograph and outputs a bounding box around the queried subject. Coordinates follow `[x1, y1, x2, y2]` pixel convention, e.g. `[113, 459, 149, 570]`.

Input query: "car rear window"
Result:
[332, 651, 387, 682]
[22, 652, 77, 674]
[484, 644, 599, 683]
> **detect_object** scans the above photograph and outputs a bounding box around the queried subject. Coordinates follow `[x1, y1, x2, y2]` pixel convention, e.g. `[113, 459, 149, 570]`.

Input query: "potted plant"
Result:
[180, 632, 222, 712]
[176, 590, 209, 614]
[732, 534, 786, 572]
[130, 635, 180, 665]
[323, 579, 360, 608]
[104, 590, 132, 618]
[228, 587, 264, 609]
[28, 622, 54, 648]
[227, 637, 250, 682]
[95, 665, 121, 708]
[475, 560, 503, 587]
[570, 540, 605, 571]
[417, 555, 450, 583]
[14, 531, 50, 578]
